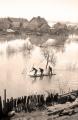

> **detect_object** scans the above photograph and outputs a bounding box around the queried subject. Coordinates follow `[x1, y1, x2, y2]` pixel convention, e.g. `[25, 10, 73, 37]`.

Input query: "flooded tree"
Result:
[20, 37, 33, 55]
[25, 37, 33, 53]
[42, 47, 56, 69]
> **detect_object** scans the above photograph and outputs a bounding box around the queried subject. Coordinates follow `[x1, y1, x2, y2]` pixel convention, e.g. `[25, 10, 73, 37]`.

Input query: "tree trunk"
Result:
[46, 54, 49, 69]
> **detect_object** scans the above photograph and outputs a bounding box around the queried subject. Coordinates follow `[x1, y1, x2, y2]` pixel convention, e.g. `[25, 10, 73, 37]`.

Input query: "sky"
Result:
[0, 0, 78, 23]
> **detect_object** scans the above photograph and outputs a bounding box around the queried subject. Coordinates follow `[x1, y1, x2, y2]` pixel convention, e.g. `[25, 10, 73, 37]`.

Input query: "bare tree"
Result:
[26, 42, 33, 53]
[42, 47, 56, 69]
[22, 39, 33, 53]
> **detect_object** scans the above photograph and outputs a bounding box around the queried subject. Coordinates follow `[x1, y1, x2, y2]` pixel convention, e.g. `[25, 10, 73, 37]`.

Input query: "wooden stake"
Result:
[4, 89, 6, 108]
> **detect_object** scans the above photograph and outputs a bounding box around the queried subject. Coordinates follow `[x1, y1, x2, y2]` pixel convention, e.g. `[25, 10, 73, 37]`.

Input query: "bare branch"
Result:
[42, 47, 56, 68]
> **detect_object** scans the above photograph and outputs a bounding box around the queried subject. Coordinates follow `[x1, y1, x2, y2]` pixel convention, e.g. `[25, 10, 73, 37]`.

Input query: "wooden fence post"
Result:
[0, 96, 2, 118]
[3, 89, 7, 115]
[4, 89, 6, 108]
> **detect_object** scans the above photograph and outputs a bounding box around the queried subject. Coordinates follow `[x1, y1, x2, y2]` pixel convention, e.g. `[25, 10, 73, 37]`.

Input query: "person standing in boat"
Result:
[32, 67, 38, 76]
[48, 66, 52, 75]
[39, 68, 44, 76]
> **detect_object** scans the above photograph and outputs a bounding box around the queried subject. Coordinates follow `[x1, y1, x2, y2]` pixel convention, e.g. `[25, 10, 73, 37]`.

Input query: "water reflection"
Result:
[31, 75, 52, 84]
[0, 40, 78, 99]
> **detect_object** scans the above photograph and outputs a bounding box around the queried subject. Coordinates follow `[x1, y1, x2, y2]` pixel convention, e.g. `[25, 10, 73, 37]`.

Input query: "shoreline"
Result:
[1, 89, 78, 119]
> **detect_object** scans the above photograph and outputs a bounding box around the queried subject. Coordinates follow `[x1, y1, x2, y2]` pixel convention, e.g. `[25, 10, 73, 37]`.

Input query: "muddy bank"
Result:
[9, 99, 78, 120]
[10, 102, 78, 120]
[1, 90, 78, 120]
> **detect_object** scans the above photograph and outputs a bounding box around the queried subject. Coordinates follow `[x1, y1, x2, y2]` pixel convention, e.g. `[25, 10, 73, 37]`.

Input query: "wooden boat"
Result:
[29, 73, 56, 77]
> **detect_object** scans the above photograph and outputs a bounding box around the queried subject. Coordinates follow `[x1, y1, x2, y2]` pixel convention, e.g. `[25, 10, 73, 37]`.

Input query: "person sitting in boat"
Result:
[32, 67, 38, 76]
[48, 66, 52, 75]
[39, 68, 44, 76]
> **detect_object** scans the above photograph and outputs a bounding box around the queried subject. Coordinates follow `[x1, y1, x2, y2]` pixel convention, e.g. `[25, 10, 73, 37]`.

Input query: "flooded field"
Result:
[0, 39, 78, 99]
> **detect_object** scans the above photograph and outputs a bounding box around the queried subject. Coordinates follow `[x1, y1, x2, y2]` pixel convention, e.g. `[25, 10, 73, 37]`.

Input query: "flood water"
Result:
[0, 39, 78, 99]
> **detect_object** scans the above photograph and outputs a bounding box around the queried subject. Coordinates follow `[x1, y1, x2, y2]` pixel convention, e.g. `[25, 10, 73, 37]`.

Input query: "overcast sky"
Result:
[0, 0, 78, 22]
